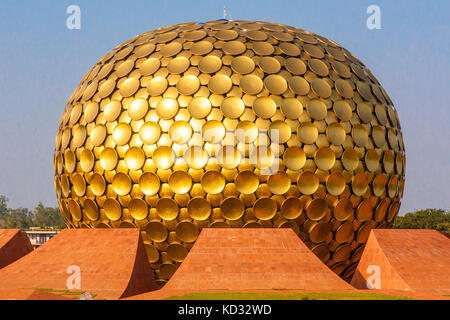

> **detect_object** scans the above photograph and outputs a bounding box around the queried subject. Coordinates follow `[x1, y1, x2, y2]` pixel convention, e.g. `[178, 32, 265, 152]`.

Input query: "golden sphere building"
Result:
[54, 20, 406, 285]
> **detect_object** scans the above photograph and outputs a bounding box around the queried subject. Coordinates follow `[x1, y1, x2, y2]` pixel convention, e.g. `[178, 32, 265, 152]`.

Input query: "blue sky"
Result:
[0, 0, 448, 214]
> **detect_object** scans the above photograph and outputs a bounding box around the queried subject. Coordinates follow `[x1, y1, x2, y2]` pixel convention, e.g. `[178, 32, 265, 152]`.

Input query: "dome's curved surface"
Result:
[54, 20, 405, 286]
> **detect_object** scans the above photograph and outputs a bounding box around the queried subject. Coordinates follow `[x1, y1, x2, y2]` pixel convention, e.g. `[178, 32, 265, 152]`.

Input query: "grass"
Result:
[33, 288, 98, 299]
[165, 292, 415, 300]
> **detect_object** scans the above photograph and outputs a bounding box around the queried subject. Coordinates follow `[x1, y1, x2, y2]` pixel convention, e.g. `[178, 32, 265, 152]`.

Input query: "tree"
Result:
[31, 202, 65, 228]
[393, 208, 450, 236]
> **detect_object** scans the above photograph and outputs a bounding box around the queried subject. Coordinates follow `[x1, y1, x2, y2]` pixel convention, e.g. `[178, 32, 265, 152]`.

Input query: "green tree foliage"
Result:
[0, 196, 65, 229]
[393, 208, 450, 236]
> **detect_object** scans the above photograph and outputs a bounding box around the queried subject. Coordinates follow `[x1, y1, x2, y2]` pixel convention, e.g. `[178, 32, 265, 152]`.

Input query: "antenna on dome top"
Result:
[223, 6, 233, 21]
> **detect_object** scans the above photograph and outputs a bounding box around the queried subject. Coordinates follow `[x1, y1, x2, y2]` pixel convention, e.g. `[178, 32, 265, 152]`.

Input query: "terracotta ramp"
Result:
[0, 229, 157, 299]
[351, 229, 450, 295]
[0, 229, 33, 269]
[164, 228, 353, 292]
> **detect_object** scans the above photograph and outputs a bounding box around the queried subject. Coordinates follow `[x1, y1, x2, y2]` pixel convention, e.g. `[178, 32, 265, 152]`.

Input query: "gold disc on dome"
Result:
[184, 146, 208, 169]
[168, 170, 192, 194]
[231, 56, 255, 74]
[326, 122, 346, 145]
[167, 244, 188, 262]
[252, 41, 274, 56]
[201, 171, 226, 194]
[68, 200, 82, 221]
[145, 244, 160, 263]
[281, 197, 303, 219]
[156, 198, 179, 221]
[176, 75, 200, 95]
[297, 122, 318, 144]
[125, 147, 145, 170]
[309, 222, 331, 243]
[352, 172, 369, 196]
[342, 148, 359, 171]
[335, 222, 353, 243]
[147, 76, 168, 96]
[129, 198, 149, 220]
[169, 121, 192, 145]
[297, 171, 319, 195]
[198, 55, 223, 74]
[258, 56, 281, 74]
[128, 98, 149, 121]
[112, 123, 132, 146]
[314, 147, 336, 171]
[188, 97, 212, 119]
[357, 199, 373, 222]
[80, 149, 95, 172]
[240, 74, 264, 95]
[253, 97, 277, 119]
[268, 172, 291, 195]
[223, 40, 246, 55]
[139, 172, 160, 196]
[283, 147, 306, 171]
[326, 172, 346, 196]
[153, 146, 175, 169]
[112, 172, 132, 196]
[221, 96, 245, 119]
[90, 173, 106, 196]
[306, 199, 328, 221]
[203, 120, 226, 143]
[254, 198, 277, 220]
[208, 74, 233, 94]
[146, 221, 168, 242]
[190, 40, 214, 55]
[139, 57, 161, 76]
[269, 121, 291, 144]
[156, 97, 179, 120]
[119, 78, 140, 97]
[311, 78, 331, 98]
[288, 76, 310, 96]
[104, 199, 122, 221]
[187, 197, 212, 221]
[167, 56, 190, 74]
[235, 171, 259, 194]
[139, 121, 161, 145]
[281, 98, 303, 119]
[220, 197, 244, 220]
[175, 221, 199, 242]
[285, 57, 306, 75]
[83, 199, 99, 221]
[333, 100, 352, 121]
[236, 121, 258, 143]
[264, 75, 288, 95]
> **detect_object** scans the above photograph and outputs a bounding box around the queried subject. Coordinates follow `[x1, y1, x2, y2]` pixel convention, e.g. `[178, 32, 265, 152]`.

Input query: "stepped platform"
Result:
[351, 229, 450, 296]
[0, 229, 33, 269]
[0, 229, 157, 300]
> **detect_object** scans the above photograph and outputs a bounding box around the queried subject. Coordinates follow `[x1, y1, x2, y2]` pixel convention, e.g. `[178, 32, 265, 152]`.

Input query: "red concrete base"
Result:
[134, 228, 353, 300]
[0, 289, 71, 300]
[0, 229, 33, 269]
[0, 229, 157, 300]
[351, 229, 450, 295]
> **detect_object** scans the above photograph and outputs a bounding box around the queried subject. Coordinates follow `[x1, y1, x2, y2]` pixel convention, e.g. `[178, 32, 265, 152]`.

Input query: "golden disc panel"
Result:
[55, 20, 405, 284]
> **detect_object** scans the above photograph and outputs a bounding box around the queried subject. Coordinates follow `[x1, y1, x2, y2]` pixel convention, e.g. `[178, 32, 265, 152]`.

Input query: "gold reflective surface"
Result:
[55, 20, 405, 284]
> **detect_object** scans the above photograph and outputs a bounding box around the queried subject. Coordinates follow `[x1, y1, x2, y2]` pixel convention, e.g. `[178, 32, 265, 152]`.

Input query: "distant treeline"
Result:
[392, 208, 450, 236]
[0, 195, 65, 229]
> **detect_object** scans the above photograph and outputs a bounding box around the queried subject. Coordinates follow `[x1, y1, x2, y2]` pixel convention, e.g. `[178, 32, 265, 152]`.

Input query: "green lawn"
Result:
[166, 292, 415, 300]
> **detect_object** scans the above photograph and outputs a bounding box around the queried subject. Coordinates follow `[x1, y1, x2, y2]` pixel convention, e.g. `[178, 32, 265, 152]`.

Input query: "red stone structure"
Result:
[165, 228, 353, 291]
[0, 229, 33, 269]
[351, 229, 450, 295]
[0, 229, 157, 300]
[0, 289, 71, 300]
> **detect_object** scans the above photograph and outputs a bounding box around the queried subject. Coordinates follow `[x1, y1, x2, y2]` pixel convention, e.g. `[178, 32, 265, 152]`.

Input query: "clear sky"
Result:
[0, 0, 448, 214]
